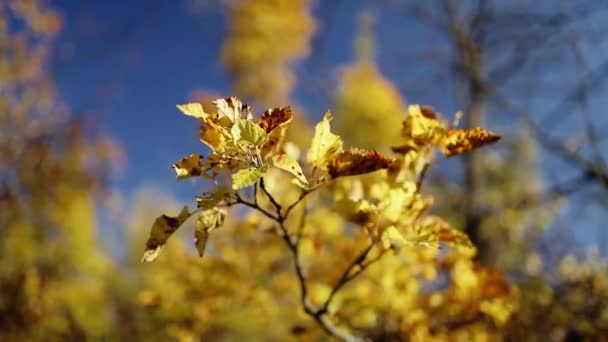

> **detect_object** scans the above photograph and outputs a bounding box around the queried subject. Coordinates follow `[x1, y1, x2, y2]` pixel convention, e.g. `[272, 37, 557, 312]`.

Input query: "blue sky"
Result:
[49, 0, 608, 254]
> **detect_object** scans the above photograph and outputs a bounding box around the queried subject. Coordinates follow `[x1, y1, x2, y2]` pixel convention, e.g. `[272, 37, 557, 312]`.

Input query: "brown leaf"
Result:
[328, 148, 395, 178]
[440, 127, 501, 157]
[257, 106, 293, 133]
[172, 154, 204, 180]
[142, 206, 191, 262]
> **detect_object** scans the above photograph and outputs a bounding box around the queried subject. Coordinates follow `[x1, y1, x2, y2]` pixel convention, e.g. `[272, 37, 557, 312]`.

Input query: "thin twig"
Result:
[237, 182, 361, 341]
[234, 192, 278, 221]
[416, 162, 431, 192]
[319, 242, 381, 316]
[285, 189, 313, 218]
[260, 177, 282, 216]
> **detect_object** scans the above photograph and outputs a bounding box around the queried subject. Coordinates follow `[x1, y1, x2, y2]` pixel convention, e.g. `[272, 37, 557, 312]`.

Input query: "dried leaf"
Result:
[271, 154, 308, 184]
[328, 148, 395, 178]
[214, 96, 252, 122]
[440, 127, 501, 156]
[257, 106, 293, 133]
[142, 206, 191, 262]
[307, 111, 343, 170]
[172, 154, 204, 180]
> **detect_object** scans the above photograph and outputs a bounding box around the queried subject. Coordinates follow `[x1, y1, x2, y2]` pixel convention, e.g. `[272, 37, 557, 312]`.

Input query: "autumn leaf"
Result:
[328, 148, 395, 178]
[214, 96, 253, 123]
[382, 225, 406, 250]
[271, 154, 308, 184]
[199, 123, 230, 152]
[440, 127, 501, 157]
[176, 102, 209, 120]
[194, 208, 226, 257]
[232, 166, 266, 190]
[419, 216, 476, 252]
[172, 153, 204, 180]
[257, 106, 293, 133]
[142, 206, 191, 262]
[401, 105, 446, 146]
[195, 185, 231, 209]
[307, 111, 343, 170]
[231, 119, 268, 146]
[260, 125, 287, 159]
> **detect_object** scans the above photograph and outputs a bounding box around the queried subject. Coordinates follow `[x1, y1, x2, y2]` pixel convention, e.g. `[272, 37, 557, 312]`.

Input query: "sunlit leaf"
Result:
[232, 166, 266, 190]
[380, 183, 417, 222]
[231, 119, 268, 146]
[382, 225, 406, 250]
[271, 154, 308, 184]
[199, 123, 230, 152]
[142, 206, 191, 262]
[172, 154, 204, 180]
[419, 216, 476, 252]
[440, 127, 501, 157]
[328, 148, 395, 178]
[176, 102, 209, 120]
[307, 111, 343, 170]
[402, 105, 446, 146]
[214, 96, 253, 122]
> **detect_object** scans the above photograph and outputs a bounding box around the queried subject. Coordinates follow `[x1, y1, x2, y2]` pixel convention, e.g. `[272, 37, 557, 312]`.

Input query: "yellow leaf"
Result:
[382, 225, 406, 250]
[142, 206, 191, 262]
[172, 154, 204, 180]
[271, 154, 308, 184]
[231, 119, 268, 146]
[214, 96, 252, 122]
[418, 216, 476, 252]
[199, 123, 229, 152]
[307, 111, 343, 170]
[176, 102, 209, 119]
[231, 166, 266, 190]
[402, 105, 446, 147]
[380, 183, 417, 222]
[328, 148, 395, 178]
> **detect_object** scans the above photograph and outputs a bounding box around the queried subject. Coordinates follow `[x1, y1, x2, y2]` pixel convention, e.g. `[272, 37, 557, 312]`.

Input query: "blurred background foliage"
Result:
[2, 0, 608, 340]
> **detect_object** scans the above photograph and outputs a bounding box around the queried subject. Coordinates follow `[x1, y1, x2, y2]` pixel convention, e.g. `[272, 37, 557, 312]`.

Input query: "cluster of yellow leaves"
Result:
[393, 104, 500, 157]
[142, 94, 508, 340]
[144, 96, 500, 262]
